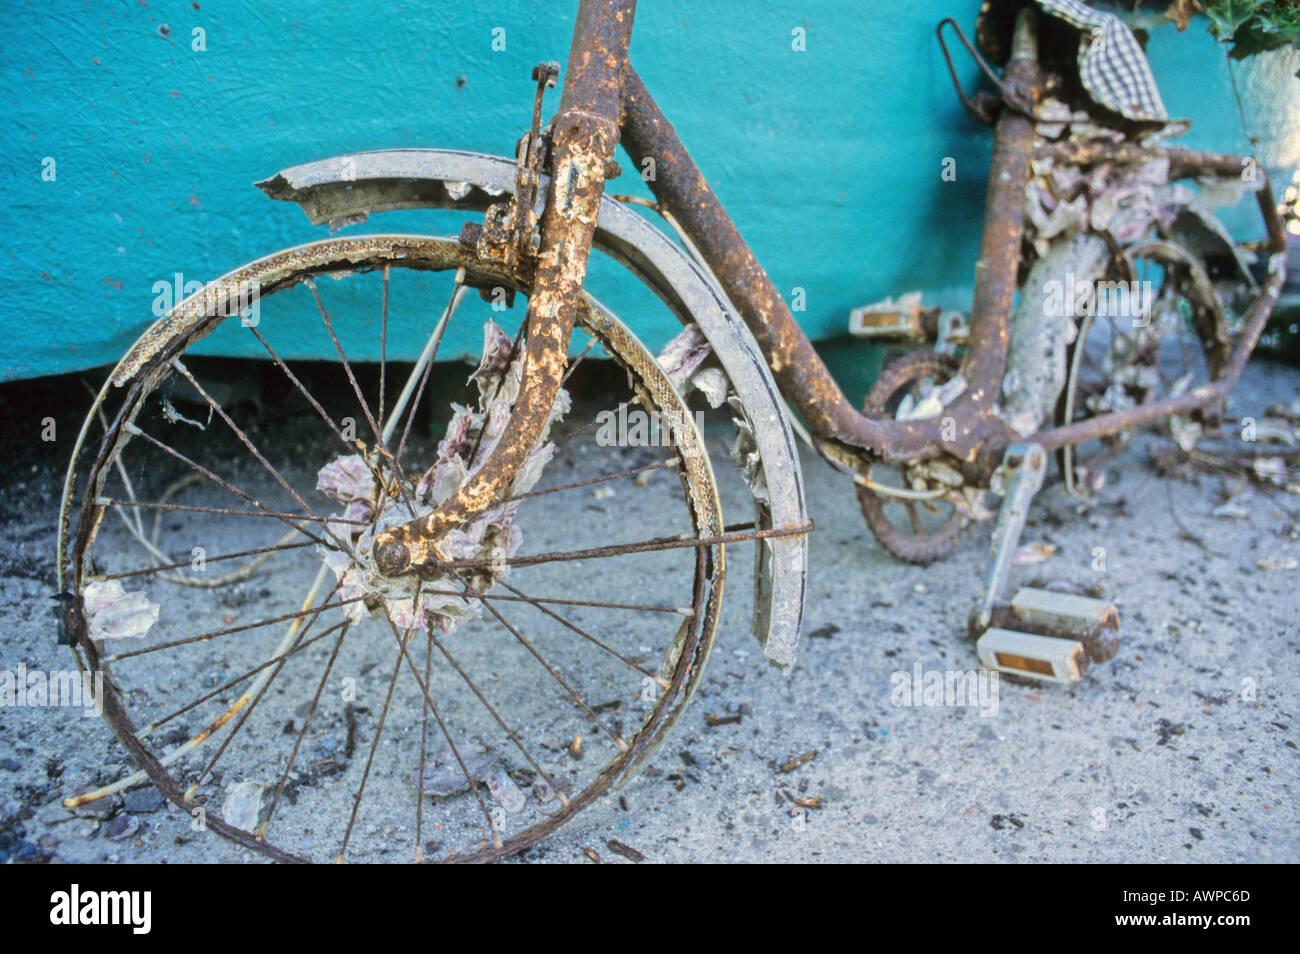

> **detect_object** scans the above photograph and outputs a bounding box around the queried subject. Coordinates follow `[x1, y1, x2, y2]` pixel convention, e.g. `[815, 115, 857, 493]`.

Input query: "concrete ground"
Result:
[1, 355, 1296, 864]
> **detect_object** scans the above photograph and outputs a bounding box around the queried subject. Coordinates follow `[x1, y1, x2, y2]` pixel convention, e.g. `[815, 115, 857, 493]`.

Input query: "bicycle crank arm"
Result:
[968, 442, 1120, 684]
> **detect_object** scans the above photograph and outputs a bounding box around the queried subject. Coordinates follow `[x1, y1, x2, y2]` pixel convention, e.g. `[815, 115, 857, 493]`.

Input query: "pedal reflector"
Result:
[976, 628, 1087, 684]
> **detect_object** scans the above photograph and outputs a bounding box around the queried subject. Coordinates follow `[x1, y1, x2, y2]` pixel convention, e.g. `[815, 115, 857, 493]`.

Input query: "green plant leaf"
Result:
[1205, 0, 1257, 40]
[1204, 0, 1300, 57]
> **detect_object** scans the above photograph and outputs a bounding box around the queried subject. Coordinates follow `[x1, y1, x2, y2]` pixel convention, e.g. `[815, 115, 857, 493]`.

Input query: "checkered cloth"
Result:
[978, 0, 1168, 122]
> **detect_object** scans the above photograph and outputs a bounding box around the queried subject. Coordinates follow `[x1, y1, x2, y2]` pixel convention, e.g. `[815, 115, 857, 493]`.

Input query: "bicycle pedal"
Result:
[975, 627, 1089, 684]
[847, 293, 937, 345]
[1006, 587, 1120, 663]
[975, 587, 1120, 684]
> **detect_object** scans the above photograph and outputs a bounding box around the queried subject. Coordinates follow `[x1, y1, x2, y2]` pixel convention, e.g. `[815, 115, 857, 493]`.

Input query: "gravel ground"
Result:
[1, 354, 1297, 864]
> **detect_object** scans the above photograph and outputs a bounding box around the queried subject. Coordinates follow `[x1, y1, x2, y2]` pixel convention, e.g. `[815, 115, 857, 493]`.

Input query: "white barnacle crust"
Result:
[82, 579, 160, 640]
[316, 455, 376, 509]
[315, 320, 568, 634]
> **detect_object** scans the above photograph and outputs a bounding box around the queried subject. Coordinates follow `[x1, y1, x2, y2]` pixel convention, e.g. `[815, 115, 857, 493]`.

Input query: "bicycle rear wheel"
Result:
[1059, 238, 1234, 492]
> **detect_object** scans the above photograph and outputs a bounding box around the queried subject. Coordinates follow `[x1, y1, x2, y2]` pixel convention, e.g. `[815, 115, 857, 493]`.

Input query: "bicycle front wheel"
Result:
[59, 234, 725, 863]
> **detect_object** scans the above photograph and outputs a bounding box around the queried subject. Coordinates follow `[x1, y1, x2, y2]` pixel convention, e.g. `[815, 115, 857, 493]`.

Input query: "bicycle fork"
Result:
[373, 0, 636, 576]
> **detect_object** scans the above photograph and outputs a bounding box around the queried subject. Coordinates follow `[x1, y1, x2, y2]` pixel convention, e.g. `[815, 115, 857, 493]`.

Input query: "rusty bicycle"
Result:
[56, 0, 1286, 862]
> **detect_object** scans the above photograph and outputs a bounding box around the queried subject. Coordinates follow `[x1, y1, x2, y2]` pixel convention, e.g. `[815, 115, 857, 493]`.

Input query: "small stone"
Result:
[1257, 555, 1298, 572]
[3, 839, 43, 863]
[483, 766, 526, 813]
[420, 739, 494, 797]
[72, 793, 122, 820]
[36, 802, 72, 826]
[105, 814, 141, 841]
[532, 778, 556, 804]
[123, 786, 166, 814]
[221, 781, 265, 831]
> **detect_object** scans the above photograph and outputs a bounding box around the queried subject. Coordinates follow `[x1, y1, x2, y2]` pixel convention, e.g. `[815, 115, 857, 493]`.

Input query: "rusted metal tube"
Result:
[620, 57, 1042, 469]
[373, 0, 636, 575]
[619, 69, 940, 463]
[951, 9, 1039, 420]
[556, 0, 637, 118]
[915, 7, 1043, 478]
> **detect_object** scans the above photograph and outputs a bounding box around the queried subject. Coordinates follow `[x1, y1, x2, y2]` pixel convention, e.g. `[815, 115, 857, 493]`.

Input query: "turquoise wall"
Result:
[2, 1, 1296, 381]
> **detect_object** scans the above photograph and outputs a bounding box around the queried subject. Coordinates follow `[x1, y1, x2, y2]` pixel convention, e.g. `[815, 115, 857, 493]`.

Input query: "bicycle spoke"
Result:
[410, 585, 691, 616]
[392, 275, 468, 466]
[384, 604, 502, 852]
[122, 423, 343, 549]
[337, 620, 407, 863]
[104, 591, 360, 663]
[169, 357, 351, 553]
[97, 498, 362, 533]
[137, 618, 346, 737]
[249, 323, 408, 510]
[92, 539, 315, 581]
[440, 523, 809, 573]
[451, 570, 626, 752]
[561, 335, 597, 386]
[261, 622, 351, 840]
[496, 578, 671, 687]
[306, 277, 386, 452]
[504, 458, 677, 505]
[247, 325, 353, 447]
[306, 277, 415, 515]
[555, 398, 640, 445]
[428, 631, 571, 808]
[414, 626, 432, 862]
[185, 596, 324, 797]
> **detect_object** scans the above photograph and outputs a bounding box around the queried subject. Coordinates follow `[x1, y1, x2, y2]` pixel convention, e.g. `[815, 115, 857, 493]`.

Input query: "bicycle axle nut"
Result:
[373, 535, 412, 576]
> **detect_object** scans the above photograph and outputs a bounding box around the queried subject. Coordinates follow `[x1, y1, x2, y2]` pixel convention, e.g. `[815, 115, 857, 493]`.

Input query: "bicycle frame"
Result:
[372, 0, 1288, 576]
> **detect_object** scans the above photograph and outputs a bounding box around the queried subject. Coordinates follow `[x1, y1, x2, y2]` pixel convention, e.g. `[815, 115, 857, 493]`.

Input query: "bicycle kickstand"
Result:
[968, 443, 1121, 684]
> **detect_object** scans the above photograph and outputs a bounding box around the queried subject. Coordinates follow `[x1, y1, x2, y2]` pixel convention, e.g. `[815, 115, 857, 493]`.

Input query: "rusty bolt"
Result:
[458, 221, 482, 250]
[531, 61, 560, 89]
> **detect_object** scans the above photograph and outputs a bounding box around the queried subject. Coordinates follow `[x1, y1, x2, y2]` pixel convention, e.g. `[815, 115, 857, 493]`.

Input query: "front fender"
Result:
[258, 149, 808, 670]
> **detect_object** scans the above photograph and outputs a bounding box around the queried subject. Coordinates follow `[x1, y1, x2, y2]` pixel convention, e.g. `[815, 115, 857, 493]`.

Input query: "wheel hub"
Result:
[373, 535, 412, 576]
